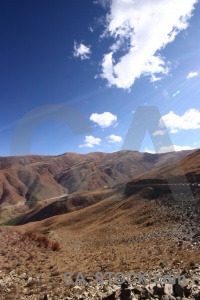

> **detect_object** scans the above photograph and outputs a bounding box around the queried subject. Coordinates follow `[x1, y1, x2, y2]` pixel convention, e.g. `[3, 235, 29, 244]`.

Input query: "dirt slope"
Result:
[0, 150, 194, 208]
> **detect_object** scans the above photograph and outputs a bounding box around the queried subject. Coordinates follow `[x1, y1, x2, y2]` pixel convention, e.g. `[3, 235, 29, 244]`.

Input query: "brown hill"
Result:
[125, 149, 200, 197]
[5, 187, 116, 225]
[5, 148, 200, 227]
[14, 180, 199, 278]
[1, 187, 199, 299]
[13, 148, 199, 279]
[0, 150, 194, 209]
[0, 150, 199, 299]
[138, 148, 200, 180]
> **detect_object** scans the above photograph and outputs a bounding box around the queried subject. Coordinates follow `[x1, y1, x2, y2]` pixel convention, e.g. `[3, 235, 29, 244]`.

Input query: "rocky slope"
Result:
[1, 149, 200, 299]
[124, 149, 200, 198]
[0, 150, 194, 208]
[0, 188, 200, 299]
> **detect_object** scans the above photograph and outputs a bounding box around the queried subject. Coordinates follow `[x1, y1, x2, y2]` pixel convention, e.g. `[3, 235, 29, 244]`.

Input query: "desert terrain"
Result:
[0, 150, 199, 299]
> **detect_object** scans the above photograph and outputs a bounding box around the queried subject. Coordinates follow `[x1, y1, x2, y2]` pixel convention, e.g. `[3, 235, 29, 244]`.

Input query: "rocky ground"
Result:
[60, 267, 200, 300]
[0, 233, 200, 300]
[0, 192, 199, 299]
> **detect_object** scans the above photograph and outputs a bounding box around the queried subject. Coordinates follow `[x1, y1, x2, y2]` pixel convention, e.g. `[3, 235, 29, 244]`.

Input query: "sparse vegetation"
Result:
[51, 241, 61, 251]
[22, 230, 60, 251]
[0, 150, 200, 298]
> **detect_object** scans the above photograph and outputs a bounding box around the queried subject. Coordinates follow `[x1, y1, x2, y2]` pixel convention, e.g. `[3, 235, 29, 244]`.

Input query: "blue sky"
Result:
[0, 0, 200, 156]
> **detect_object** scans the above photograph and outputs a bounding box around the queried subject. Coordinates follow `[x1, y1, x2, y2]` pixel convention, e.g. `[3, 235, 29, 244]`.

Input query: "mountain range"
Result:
[0, 149, 194, 208]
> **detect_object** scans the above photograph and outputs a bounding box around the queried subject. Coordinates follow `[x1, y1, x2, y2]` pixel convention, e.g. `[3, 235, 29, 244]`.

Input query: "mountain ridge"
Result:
[0, 149, 195, 208]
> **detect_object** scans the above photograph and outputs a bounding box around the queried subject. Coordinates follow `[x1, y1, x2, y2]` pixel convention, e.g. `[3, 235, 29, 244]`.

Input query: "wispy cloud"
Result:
[90, 112, 117, 128]
[99, 0, 198, 89]
[144, 145, 194, 153]
[107, 134, 122, 143]
[161, 109, 200, 133]
[187, 71, 199, 79]
[159, 145, 194, 153]
[73, 41, 91, 60]
[153, 130, 166, 136]
[79, 135, 101, 148]
[143, 147, 155, 154]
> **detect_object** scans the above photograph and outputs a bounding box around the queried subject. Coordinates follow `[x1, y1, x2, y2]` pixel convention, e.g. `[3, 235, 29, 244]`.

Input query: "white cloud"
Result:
[89, 26, 94, 32]
[161, 109, 200, 133]
[107, 134, 122, 143]
[73, 41, 91, 60]
[79, 135, 101, 148]
[90, 112, 117, 128]
[144, 145, 194, 153]
[99, 0, 197, 89]
[153, 130, 166, 136]
[159, 145, 194, 153]
[187, 71, 199, 79]
[143, 147, 155, 154]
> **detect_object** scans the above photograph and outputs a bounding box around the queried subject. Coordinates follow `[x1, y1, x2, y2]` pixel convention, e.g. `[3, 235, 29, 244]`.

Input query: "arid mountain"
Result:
[0, 150, 194, 208]
[5, 188, 116, 225]
[0, 150, 200, 299]
[125, 149, 200, 197]
[4, 148, 200, 226]
[0, 187, 199, 299]
[132, 148, 200, 180]
[9, 173, 199, 287]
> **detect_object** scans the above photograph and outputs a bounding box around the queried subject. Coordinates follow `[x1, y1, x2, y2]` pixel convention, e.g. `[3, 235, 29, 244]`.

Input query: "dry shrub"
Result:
[23, 231, 49, 248]
[36, 235, 50, 248]
[23, 231, 37, 240]
[51, 242, 61, 251]
[23, 231, 60, 251]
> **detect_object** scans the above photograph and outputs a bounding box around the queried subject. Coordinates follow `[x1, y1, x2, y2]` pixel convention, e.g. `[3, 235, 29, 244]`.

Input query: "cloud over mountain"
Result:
[79, 135, 101, 148]
[161, 109, 200, 133]
[90, 112, 117, 128]
[107, 134, 122, 143]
